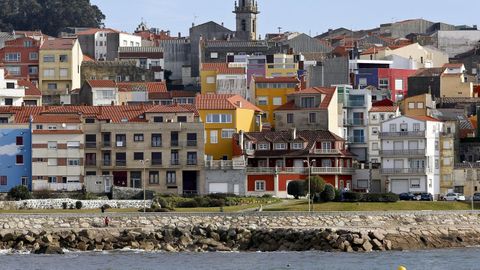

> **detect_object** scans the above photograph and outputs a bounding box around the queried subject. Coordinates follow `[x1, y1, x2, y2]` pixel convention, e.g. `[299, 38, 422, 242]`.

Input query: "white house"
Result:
[380, 115, 443, 198]
[368, 104, 401, 164]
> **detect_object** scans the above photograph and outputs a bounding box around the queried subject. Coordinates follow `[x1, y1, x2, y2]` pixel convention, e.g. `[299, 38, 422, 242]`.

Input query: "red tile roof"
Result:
[76, 28, 119, 36]
[369, 106, 399, 112]
[372, 99, 394, 107]
[408, 115, 442, 122]
[146, 105, 194, 113]
[33, 130, 83, 135]
[17, 80, 41, 96]
[0, 106, 44, 123]
[117, 82, 167, 93]
[87, 80, 117, 88]
[83, 55, 95, 62]
[201, 63, 246, 75]
[40, 38, 76, 50]
[443, 63, 464, 69]
[276, 87, 336, 111]
[196, 94, 261, 112]
[32, 114, 82, 124]
[253, 76, 300, 84]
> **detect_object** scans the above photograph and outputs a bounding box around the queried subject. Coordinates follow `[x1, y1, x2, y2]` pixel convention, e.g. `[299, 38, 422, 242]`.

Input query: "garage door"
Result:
[391, 180, 409, 194]
[209, 183, 228, 194]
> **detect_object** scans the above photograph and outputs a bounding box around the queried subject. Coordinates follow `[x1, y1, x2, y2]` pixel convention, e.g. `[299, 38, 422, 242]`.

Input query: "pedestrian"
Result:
[101, 205, 105, 213]
[104, 216, 110, 227]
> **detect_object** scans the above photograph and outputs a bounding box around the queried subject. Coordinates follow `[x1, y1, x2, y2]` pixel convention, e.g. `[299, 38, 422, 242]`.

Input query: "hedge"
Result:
[342, 192, 399, 203]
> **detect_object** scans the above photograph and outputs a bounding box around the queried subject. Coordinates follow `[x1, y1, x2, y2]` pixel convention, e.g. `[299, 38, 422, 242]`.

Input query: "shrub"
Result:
[334, 189, 342, 202]
[261, 194, 273, 198]
[207, 193, 236, 199]
[75, 201, 83, 209]
[362, 193, 399, 203]
[210, 198, 226, 207]
[194, 197, 212, 207]
[307, 176, 326, 197]
[176, 200, 199, 208]
[62, 202, 68, 210]
[33, 189, 53, 199]
[321, 184, 336, 202]
[343, 192, 363, 202]
[69, 204, 75, 210]
[287, 181, 306, 199]
[8, 185, 31, 201]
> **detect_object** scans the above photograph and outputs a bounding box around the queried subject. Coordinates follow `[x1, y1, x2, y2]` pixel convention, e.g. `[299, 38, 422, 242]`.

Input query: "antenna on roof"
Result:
[278, 27, 282, 34]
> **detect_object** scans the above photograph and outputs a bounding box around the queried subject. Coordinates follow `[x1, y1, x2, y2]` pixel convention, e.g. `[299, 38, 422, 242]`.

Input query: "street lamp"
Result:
[463, 160, 480, 211]
[140, 159, 150, 213]
[304, 159, 316, 212]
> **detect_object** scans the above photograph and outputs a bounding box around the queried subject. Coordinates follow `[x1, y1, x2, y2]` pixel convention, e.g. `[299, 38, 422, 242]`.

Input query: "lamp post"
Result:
[304, 159, 316, 212]
[140, 159, 150, 213]
[464, 160, 480, 211]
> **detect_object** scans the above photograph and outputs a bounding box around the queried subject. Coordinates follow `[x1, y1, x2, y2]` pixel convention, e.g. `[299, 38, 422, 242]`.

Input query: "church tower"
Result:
[233, 0, 259, 41]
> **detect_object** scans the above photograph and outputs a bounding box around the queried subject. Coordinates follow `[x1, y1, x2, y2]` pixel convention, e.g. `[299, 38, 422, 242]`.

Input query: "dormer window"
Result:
[274, 143, 287, 150]
[257, 143, 270, 150]
[322, 142, 332, 149]
[301, 97, 315, 108]
[291, 142, 304, 150]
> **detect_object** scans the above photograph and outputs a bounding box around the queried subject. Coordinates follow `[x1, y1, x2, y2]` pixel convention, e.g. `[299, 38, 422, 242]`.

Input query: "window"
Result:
[371, 127, 379, 135]
[221, 129, 235, 139]
[287, 114, 294, 124]
[187, 133, 197, 146]
[151, 134, 162, 147]
[5, 53, 20, 62]
[16, 155, 24, 165]
[47, 83, 57, 90]
[116, 134, 126, 147]
[29, 66, 38, 75]
[257, 96, 268, 106]
[153, 116, 163, 123]
[372, 142, 379, 150]
[273, 97, 282, 105]
[134, 152, 144, 161]
[322, 142, 332, 149]
[151, 152, 162, 165]
[21, 177, 28, 186]
[149, 171, 159, 184]
[16, 136, 23, 146]
[134, 134, 144, 142]
[48, 125, 57, 130]
[166, 171, 176, 185]
[258, 143, 270, 150]
[97, 90, 114, 100]
[67, 141, 80, 149]
[443, 157, 451, 166]
[372, 114, 378, 121]
[301, 97, 315, 108]
[48, 141, 57, 149]
[379, 78, 389, 89]
[170, 132, 179, 147]
[48, 159, 57, 166]
[206, 76, 215, 84]
[68, 159, 80, 166]
[395, 79, 403, 90]
[353, 130, 365, 143]
[210, 130, 218, 144]
[255, 180, 266, 191]
[435, 159, 439, 169]
[380, 114, 385, 121]
[43, 55, 55, 62]
[408, 102, 415, 109]
[413, 123, 421, 131]
[292, 143, 303, 150]
[29, 52, 38, 60]
[177, 116, 187, 123]
[116, 153, 126, 166]
[210, 52, 218, 59]
[274, 143, 287, 150]
[59, 55, 68, 62]
[187, 152, 197, 165]
[206, 114, 232, 123]
[309, 113, 317, 123]
[410, 179, 421, 188]
[400, 123, 408, 132]
[0, 118, 8, 123]
[443, 141, 452, 149]
[389, 124, 396, 132]
[59, 68, 68, 77]
[6, 82, 15, 89]
[6, 66, 20, 75]
[0, 176, 7, 186]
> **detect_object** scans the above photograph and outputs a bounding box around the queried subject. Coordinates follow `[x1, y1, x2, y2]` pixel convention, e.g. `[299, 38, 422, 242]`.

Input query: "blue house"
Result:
[0, 128, 32, 192]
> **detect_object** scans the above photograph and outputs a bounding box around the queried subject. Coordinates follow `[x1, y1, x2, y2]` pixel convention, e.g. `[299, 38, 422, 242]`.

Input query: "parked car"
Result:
[473, 193, 480, 201]
[399, 192, 421, 201]
[443, 193, 466, 201]
[419, 193, 433, 201]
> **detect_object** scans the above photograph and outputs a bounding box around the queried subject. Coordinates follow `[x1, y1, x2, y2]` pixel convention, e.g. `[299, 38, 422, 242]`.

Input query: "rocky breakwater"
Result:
[1, 211, 480, 253]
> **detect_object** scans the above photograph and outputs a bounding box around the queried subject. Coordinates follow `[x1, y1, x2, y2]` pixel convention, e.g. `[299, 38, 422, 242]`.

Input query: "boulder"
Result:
[362, 240, 373, 252]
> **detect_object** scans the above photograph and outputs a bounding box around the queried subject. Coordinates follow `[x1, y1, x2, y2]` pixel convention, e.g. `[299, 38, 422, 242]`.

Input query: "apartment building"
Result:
[266, 53, 299, 77]
[440, 63, 474, 97]
[0, 36, 41, 84]
[200, 63, 248, 98]
[251, 76, 300, 128]
[233, 129, 356, 198]
[368, 104, 401, 165]
[380, 115, 443, 197]
[118, 47, 164, 81]
[39, 38, 83, 105]
[80, 80, 119, 106]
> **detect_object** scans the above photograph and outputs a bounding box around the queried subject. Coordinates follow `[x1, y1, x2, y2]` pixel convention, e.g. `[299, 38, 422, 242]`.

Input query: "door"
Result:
[294, 159, 304, 173]
[371, 180, 381, 193]
[409, 141, 418, 150]
[394, 160, 404, 172]
[104, 177, 111, 193]
[391, 179, 409, 194]
[233, 184, 240, 195]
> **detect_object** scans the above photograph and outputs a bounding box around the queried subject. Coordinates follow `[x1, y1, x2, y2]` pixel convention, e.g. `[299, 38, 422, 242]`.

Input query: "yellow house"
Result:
[200, 63, 247, 96]
[400, 94, 435, 117]
[251, 76, 300, 128]
[266, 54, 298, 77]
[196, 93, 262, 160]
[440, 63, 473, 98]
[39, 38, 83, 104]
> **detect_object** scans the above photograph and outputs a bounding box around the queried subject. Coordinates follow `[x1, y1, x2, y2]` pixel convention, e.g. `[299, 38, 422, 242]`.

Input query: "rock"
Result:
[372, 239, 384, 250]
[384, 240, 392, 251]
[140, 241, 155, 251]
[37, 245, 64, 255]
[164, 243, 177, 252]
[42, 234, 53, 243]
[24, 235, 35, 243]
[77, 242, 87, 251]
[362, 240, 373, 252]
[353, 237, 365, 245]
[370, 231, 385, 241]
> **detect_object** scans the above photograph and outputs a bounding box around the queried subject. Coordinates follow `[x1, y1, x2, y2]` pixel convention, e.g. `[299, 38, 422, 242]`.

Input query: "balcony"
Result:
[115, 141, 127, 148]
[102, 141, 111, 148]
[205, 160, 246, 170]
[343, 118, 365, 126]
[171, 159, 180, 166]
[379, 131, 425, 138]
[246, 167, 355, 175]
[187, 140, 198, 147]
[171, 140, 179, 147]
[187, 159, 198, 166]
[102, 159, 112, 167]
[245, 149, 255, 156]
[347, 136, 366, 144]
[115, 160, 126, 167]
[380, 149, 426, 156]
[344, 100, 365, 108]
[380, 168, 429, 175]
[313, 149, 341, 155]
[151, 159, 163, 166]
[85, 142, 97, 149]
[85, 160, 97, 167]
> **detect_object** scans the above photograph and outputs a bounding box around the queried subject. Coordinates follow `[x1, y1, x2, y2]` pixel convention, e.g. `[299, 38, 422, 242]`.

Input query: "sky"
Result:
[90, 0, 480, 37]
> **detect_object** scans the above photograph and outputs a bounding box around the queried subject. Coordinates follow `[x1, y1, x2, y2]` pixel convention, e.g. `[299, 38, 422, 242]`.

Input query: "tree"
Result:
[307, 176, 326, 197]
[0, 0, 105, 36]
[287, 181, 306, 199]
[321, 184, 336, 202]
[8, 185, 31, 201]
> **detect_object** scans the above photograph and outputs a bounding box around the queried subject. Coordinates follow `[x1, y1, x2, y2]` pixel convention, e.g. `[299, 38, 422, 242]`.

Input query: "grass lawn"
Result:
[0, 208, 141, 214]
[265, 200, 479, 212]
[174, 203, 264, 213]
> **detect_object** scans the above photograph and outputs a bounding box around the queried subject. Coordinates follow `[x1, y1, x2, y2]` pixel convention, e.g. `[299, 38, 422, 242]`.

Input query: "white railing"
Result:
[205, 160, 246, 170]
[246, 167, 355, 175]
[313, 149, 341, 155]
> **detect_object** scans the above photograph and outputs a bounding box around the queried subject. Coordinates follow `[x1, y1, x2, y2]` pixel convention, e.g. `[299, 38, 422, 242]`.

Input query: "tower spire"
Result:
[233, 0, 259, 41]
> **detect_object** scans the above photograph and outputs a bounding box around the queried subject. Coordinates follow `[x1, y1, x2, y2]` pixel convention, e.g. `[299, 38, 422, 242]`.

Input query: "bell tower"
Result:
[233, 0, 259, 41]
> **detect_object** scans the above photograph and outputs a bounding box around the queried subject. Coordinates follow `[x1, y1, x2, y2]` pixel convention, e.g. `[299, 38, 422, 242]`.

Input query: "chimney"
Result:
[291, 127, 297, 140]
[99, 106, 103, 116]
[237, 101, 242, 108]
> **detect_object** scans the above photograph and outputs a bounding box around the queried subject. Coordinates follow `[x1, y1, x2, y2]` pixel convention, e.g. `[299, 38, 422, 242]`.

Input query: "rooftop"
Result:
[40, 38, 76, 50]
[201, 63, 246, 75]
[195, 94, 261, 111]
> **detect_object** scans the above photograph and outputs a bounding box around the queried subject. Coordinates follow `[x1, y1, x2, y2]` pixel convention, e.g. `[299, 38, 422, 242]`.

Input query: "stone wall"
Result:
[0, 199, 152, 210]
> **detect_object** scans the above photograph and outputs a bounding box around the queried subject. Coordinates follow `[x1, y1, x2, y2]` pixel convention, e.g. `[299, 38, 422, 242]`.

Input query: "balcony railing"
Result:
[380, 168, 429, 174]
[187, 140, 198, 147]
[246, 167, 355, 175]
[380, 149, 426, 156]
[344, 100, 365, 107]
[151, 141, 162, 147]
[102, 141, 111, 148]
[116, 141, 127, 148]
[313, 149, 341, 155]
[348, 136, 366, 144]
[116, 160, 127, 167]
[171, 159, 180, 166]
[187, 159, 198, 166]
[379, 131, 425, 138]
[85, 142, 97, 149]
[85, 160, 96, 166]
[102, 160, 112, 166]
[343, 119, 365, 126]
[205, 160, 246, 170]
[171, 140, 179, 147]
[151, 159, 162, 166]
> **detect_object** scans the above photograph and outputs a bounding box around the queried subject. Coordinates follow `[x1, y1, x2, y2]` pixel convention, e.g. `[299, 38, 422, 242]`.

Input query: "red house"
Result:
[233, 129, 356, 198]
[0, 37, 41, 85]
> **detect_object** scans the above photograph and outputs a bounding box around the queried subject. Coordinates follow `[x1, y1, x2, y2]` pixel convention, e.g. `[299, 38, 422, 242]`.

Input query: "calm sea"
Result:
[4, 248, 480, 270]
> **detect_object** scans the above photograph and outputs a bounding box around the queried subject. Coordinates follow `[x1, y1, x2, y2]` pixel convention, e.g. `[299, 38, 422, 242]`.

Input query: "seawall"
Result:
[1, 211, 480, 253]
